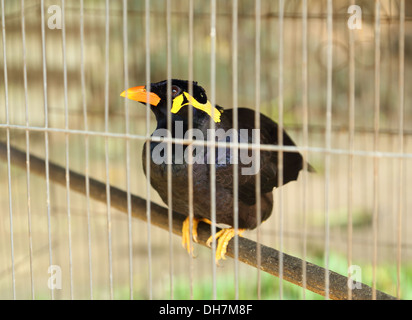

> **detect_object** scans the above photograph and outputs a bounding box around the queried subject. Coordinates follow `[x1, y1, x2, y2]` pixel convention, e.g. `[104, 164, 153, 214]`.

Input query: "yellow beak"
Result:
[120, 86, 161, 106]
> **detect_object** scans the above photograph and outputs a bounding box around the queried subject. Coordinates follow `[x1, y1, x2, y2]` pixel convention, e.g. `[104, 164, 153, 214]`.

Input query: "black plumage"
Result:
[122, 79, 313, 260]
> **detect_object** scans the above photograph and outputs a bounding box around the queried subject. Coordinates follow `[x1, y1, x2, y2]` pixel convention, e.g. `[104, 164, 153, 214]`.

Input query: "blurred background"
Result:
[0, 0, 411, 299]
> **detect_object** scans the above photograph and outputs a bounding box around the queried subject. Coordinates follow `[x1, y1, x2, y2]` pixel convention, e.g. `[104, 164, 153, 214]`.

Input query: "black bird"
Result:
[121, 79, 313, 262]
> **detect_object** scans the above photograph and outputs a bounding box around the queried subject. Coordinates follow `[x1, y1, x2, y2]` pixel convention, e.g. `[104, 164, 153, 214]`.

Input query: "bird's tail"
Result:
[306, 162, 316, 173]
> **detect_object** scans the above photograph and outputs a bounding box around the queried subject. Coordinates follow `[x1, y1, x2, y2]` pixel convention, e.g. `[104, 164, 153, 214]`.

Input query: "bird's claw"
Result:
[181, 217, 200, 256]
[206, 228, 245, 263]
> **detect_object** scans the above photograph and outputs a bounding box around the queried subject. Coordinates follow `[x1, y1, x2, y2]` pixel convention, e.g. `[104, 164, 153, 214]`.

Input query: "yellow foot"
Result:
[206, 228, 245, 263]
[182, 217, 200, 256]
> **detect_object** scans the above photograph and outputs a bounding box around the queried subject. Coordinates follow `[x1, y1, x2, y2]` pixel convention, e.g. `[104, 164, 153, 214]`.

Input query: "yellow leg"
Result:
[182, 217, 244, 263]
[182, 217, 200, 256]
[206, 228, 245, 263]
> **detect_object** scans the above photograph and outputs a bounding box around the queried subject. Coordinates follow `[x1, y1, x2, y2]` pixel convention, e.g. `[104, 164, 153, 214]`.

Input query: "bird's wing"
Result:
[212, 108, 305, 206]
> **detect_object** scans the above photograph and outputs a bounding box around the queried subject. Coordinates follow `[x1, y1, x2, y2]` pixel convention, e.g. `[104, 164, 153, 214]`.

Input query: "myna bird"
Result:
[121, 79, 313, 263]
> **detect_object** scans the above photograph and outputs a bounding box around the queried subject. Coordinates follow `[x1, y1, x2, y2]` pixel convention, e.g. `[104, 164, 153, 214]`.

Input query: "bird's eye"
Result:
[171, 85, 181, 98]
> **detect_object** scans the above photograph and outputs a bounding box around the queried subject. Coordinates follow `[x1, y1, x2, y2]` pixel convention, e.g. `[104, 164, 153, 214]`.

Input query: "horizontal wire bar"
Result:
[5, 5, 407, 23]
[1, 124, 411, 160]
[18, 109, 412, 137]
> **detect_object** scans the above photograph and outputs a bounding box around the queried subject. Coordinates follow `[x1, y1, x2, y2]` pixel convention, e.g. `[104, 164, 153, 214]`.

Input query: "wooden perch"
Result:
[0, 141, 396, 300]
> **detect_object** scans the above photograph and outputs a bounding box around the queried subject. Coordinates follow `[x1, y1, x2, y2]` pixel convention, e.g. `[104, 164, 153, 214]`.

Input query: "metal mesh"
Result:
[0, 0, 410, 300]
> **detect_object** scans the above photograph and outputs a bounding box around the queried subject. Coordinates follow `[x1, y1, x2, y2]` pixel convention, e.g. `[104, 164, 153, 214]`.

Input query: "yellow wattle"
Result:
[171, 92, 222, 123]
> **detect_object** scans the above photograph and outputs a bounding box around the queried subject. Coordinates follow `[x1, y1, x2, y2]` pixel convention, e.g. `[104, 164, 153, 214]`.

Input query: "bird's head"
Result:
[120, 79, 223, 124]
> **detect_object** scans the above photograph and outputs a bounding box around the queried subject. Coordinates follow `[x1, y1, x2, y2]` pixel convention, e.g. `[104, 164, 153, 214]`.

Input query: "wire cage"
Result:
[0, 0, 411, 300]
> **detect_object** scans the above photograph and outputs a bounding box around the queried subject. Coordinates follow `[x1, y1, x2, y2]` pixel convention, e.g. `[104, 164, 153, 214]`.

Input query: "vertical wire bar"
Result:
[21, 0, 35, 300]
[104, 0, 113, 299]
[210, 0, 217, 300]
[187, 0, 195, 300]
[166, 0, 174, 299]
[396, 0, 405, 300]
[347, 0, 356, 301]
[324, 0, 333, 300]
[231, 0, 240, 300]
[144, 0, 153, 300]
[301, 0, 308, 300]
[40, 0, 54, 300]
[277, 0, 284, 300]
[122, 0, 133, 300]
[80, 0, 93, 300]
[372, 0, 380, 300]
[347, 0, 357, 301]
[61, 0, 74, 299]
[1, 0, 15, 300]
[254, 0, 262, 300]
